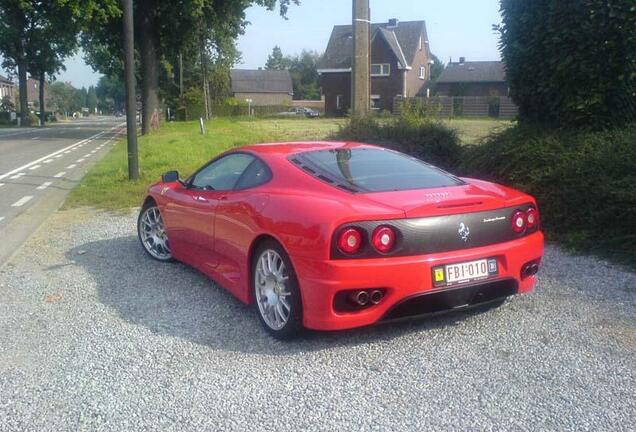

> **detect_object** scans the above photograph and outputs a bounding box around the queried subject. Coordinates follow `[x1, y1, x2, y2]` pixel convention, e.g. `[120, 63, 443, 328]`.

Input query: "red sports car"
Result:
[138, 142, 544, 339]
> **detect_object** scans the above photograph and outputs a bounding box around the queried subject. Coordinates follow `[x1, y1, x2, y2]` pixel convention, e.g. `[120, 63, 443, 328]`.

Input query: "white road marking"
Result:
[53, 171, 66, 178]
[0, 183, 5, 187]
[66, 164, 77, 169]
[9, 173, 25, 179]
[83, 153, 91, 158]
[76, 158, 85, 163]
[64, 151, 71, 154]
[0, 217, 4, 223]
[29, 165, 41, 170]
[43, 159, 53, 164]
[36, 181, 53, 190]
[54, 154, 63, 158]
[90, 150, 97, 154]
[0, 123, 124, 181]
[11, 196, 33, 207]
[31, 136, 39, 140]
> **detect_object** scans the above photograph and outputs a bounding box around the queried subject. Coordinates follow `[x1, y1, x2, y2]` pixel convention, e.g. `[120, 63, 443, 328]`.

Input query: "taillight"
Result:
[371, 226, 396, 253]
[337, 228, 362, 254]
[511, 210, 527, 233]
[526, 207, 539, 229]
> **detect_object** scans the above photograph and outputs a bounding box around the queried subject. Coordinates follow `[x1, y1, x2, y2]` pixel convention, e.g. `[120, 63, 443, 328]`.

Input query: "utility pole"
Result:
[179, 53, 184, 99]
[352, 0, 370, 116]
[122, 0, 139, 180]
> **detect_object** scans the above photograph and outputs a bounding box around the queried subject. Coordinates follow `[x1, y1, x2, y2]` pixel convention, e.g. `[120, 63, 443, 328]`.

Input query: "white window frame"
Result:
[419, 66, 427, 80]
[371, 63, 391, 77]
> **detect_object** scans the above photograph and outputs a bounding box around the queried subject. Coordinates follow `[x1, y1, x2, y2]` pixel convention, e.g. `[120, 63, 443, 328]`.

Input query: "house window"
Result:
[336, 95, 343, 110]
[419, 66, 426, 80]
[419, 37, 423, 51]
[371, 64, 391, 77]
[371, 95, 381, 111]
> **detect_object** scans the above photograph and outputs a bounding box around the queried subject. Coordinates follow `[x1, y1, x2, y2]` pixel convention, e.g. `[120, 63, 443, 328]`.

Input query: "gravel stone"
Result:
[0, 208, 634, 431]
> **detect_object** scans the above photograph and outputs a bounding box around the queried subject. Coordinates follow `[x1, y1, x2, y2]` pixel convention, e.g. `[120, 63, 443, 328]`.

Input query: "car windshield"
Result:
[290, 148, 463, 193]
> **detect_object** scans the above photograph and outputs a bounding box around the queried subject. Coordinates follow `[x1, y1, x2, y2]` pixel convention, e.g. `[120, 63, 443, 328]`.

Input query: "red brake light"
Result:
[372, 226, 396, 253]
[526, 207, 539, 229]
[337, 228, 362, 254]
[511, 210, 527, 233]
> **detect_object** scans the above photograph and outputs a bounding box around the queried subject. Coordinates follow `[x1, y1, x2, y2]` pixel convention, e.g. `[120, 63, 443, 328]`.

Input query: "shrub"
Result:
[334, 115, 462, 171]
[461, 125, 636, 264]
[498, 0, 636, 129]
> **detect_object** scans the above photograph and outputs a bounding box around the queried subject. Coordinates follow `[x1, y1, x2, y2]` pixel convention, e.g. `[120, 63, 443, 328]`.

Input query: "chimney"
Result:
[388, 18, 399, 28]
[459, 57, 466, 65]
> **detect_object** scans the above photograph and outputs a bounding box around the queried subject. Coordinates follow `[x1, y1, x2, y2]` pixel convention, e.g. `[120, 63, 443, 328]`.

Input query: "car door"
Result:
[164, 153, 256, 269]
[212, 157, 273, 295]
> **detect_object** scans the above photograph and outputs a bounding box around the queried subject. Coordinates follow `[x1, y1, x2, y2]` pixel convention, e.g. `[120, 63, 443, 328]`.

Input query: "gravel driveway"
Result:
[1, 209, 634, 431]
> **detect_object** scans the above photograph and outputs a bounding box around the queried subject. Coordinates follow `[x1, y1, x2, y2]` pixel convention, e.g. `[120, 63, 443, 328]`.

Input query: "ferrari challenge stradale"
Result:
[137, 142, 544, 339]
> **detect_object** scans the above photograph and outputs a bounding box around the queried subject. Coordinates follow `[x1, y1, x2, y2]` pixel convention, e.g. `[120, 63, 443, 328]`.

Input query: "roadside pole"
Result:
[122, 0, 139, 180]
[352, 0, 370, 116]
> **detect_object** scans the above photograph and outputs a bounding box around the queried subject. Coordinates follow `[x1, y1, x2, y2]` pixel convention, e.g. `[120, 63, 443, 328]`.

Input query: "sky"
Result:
[3, 0, 502, 88]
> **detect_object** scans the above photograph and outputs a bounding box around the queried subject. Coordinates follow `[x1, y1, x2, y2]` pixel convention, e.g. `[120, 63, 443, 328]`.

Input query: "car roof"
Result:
[237, 141, 376, 158]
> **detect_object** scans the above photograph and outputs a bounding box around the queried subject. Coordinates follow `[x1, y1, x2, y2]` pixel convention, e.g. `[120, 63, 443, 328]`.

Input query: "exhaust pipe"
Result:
[351, 290, 369, 306]
[521, 262, 540, 279]
[370, 290, 384, 305]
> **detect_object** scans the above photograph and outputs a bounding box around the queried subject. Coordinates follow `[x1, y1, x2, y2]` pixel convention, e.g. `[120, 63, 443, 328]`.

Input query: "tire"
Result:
[252, 239, 303, 339]
[137, 201, 173, 262]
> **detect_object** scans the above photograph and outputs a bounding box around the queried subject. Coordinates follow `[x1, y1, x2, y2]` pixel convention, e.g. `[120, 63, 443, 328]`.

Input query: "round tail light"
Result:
[511, 210, 527, 233]
[371, 226, 396, 253]
[526, 207, 539, 229]
[337, 228, 362, 254]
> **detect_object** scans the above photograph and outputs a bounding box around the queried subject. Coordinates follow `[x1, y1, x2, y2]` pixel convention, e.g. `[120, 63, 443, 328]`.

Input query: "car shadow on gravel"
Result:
[67, 236, 497, 355]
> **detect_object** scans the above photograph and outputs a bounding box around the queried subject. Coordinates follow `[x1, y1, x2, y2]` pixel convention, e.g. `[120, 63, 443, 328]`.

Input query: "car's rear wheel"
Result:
[138, 202, 173, 262]
[252, 240, 303, 339]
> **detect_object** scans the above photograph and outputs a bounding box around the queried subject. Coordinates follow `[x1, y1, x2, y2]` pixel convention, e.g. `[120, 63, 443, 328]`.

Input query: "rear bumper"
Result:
[293, 231, 544, 330]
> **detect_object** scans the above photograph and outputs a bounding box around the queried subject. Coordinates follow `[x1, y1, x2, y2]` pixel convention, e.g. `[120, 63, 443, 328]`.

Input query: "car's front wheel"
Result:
[137, 201, 173, 262]
[252, 240, 303, 339]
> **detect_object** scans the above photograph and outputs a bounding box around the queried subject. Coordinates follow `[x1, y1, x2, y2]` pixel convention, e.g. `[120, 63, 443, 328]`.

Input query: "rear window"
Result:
[290, 148, 463, 193]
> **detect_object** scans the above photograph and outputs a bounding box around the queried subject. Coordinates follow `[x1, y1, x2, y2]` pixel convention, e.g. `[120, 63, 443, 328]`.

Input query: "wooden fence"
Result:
[394, 96, 518, 119]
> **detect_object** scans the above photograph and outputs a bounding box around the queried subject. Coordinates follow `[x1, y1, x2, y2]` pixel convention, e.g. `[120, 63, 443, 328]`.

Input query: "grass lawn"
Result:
[65, 116, 509, 210]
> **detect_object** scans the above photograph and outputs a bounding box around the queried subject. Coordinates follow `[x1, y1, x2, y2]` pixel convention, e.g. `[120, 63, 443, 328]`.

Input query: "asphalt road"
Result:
[0, 209, 634, 431]
[0, 117, 124, 265]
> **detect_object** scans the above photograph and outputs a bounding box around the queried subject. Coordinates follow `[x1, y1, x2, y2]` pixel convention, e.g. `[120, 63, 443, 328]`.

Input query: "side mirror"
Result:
[162, 170, 180, 183]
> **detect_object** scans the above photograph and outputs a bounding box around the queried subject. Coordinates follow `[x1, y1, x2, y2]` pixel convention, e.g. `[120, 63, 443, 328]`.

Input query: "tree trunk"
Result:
[38, 72, 45, 126]
[17, 57, 29, 126]
[138, 10, 159, 135]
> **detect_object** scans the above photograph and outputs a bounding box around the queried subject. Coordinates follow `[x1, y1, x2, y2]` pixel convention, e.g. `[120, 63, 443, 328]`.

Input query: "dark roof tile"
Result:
[320, 20, 427, 70]
[437, 61, 506, 83]
[230, 69, 293, 94]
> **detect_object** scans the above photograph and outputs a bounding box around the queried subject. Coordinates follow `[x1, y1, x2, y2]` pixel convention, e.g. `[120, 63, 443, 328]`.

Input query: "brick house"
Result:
[318, 19, 432, 116]
[435, 59, 509, 97]
[26, 77, 49, 110]
[0, 74, 17, 107]
[230, 69, 293, 106]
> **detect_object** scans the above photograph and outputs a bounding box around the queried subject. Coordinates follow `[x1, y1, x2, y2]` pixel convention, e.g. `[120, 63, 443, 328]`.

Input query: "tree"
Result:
[87, 86, 98, 113]
[265, 46, 289, 70]
[497, 0, 636, 129]
[82, 0, 299, 134]
[95, 76, 125, 113]
[429, 53, 444, 82]
[49, 81, 77, 116]
[264, 47, 322, 100]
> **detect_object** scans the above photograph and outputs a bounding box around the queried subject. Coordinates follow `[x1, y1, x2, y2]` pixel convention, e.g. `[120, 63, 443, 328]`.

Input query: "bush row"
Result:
[335, 116, 636, 265]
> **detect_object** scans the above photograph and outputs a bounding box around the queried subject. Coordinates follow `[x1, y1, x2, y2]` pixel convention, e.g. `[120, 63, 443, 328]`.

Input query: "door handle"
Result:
[193, 195, 208, 203]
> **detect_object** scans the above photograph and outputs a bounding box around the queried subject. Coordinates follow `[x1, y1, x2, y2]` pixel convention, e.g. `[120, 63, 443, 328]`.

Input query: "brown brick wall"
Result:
[233, 92, 292, 106]
[321, 72, 351, 116]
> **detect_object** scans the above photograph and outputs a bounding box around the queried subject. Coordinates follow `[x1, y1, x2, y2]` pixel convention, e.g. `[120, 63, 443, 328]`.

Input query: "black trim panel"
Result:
[381, 278, 518, 321]
[331, 204, 538, 259]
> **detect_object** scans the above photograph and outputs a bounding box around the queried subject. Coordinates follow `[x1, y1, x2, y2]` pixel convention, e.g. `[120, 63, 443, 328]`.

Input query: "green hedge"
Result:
[334, 116, 462, 171]
[461, 125, 636, 265]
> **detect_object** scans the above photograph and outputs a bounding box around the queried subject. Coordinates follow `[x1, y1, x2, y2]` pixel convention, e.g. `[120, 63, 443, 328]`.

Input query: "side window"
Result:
[191, 153, 255, 191]
[235, 158, 272, 190]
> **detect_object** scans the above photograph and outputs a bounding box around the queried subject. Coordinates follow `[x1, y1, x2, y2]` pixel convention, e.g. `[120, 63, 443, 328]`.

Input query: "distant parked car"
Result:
[278, 107, 320, 118]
